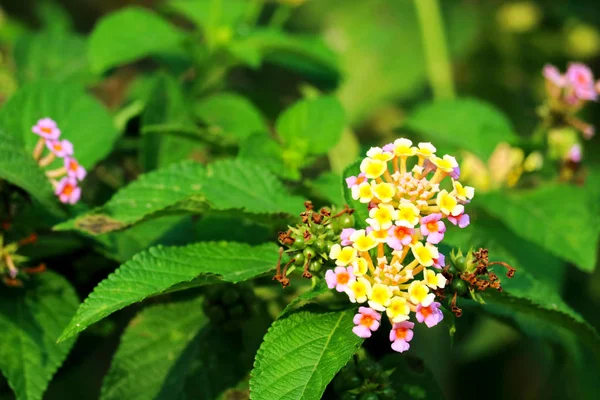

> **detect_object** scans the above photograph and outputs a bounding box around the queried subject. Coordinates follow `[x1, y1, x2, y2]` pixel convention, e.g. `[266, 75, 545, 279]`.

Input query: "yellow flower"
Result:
[329, 244, 357, 266]
[360, 158, 387, 179]
[366, 204, 396, 230]
[411, 242, 439, 267]
[367, 147, 394, 162]
[351, 182, 373, 203]
[424, 269, 447, 289]
[396, 202, 420, 228]
[368, 283, 394, 311]
[408, 281, 435, 306]
[393, 138, 417, 157]
[452, 181, 475, 202]
[350, 230, 378, 252]
[371, 181, 396, 203]
[386, 296, 411, 323]
[432, 154, 458, 173]
[352, 257, 369, 276]
[346, 277, 372, 303]
[417, 142, 436, 158]
[436, 189, 463, 216]
[369, 228, 389, 243]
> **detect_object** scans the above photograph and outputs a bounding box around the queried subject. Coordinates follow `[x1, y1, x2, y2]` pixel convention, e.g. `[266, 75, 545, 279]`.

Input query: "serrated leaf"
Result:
[482, 270, 600, 355]
[0, 81, 119, 169]
[276, 96, 345, 155]
[56, 159, 303, 235]
[100, 297, 206, 400]
[88, 7, 186, 74]
[250, 307, 362, 400]
[0, 272, 79, 400]
[341, 160, 368, 228]
[58, 241, 280, 341]
[238, 134, 302, 181]
[0, 127, 63, 216]
[406, 98, 517, 161]
[478, 185, 599, 272]
[193, 92, 268, 141]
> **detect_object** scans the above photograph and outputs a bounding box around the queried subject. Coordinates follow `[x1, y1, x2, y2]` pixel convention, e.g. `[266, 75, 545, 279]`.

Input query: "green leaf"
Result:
[250, 307, 363, 400]
[238, 134, 302, 181]
[231, 29, 340, 83]
[0, 272, 79, 400]
[58, 241, 280, 341]
[166, 0, 248, 32]
[0, 81, 119, 169]
[405, 98, 518, 161]
[478, 185, 599, 272]
[88, 7, 186, 74]
[100, 297, 206, 400]
[307, 172, 345, 206]
[276, 96, 345, 155]
[55, 159, 303, 235]
[279, 280, 329, 317]
[380, 354, 445, 400]
[0, 127, 63, 216]
[13, 30, 92, 84]
[482, 270, 600, 355]
[341, 160, 368, 228]
[193, 92, 268, 141]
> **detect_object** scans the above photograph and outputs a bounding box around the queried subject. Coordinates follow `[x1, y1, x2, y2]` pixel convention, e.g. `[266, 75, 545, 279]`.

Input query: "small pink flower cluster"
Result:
[32, 118, 85, 204]
[543, 63, 599, 139]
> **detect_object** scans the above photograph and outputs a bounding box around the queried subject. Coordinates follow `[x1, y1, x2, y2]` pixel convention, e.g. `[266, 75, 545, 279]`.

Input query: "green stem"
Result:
[414, 0, 456, 100]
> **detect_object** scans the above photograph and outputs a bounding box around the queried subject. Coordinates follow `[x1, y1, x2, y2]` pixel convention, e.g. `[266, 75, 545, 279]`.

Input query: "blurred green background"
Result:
[1, 0, 599, 399]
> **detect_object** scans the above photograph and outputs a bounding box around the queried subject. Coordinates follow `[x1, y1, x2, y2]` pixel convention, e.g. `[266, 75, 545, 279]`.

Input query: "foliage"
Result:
[0, 1, 599, 399]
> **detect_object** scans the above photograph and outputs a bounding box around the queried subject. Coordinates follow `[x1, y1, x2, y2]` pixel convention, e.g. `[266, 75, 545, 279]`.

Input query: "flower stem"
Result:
[414, 0, 455, 100]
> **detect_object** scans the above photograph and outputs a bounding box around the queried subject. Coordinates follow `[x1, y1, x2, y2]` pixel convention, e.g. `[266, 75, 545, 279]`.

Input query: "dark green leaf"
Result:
[406, 98, 518, 161]
[341, 160, 368, 228]
[88, 7, 186, 74]
[279, 280, 329, 317]
[250, 307, 362, 400]
[0, 272, 79, 400]
[58, 241, 280, 341]
[307, 172, 345, 206]
[238, 134, 302, 181]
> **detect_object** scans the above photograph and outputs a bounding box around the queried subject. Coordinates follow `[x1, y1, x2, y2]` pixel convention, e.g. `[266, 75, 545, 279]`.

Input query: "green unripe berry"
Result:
[303, 247, 316, 260]
[340, 392, 358, 400]
[221, 288, 240, 306]
[325, 227, 336, 240]
[454, 256, 467, 272]
[292, 236, 305, 250]
[451, 278, 468, 296]
[447, 264, 458, 276]
[379, 387, 396, 400]
[358, 392, 379, 400]
[294, 253, 305, 266]
[315, 239, 327, 253]
[229, 304, 246, 319]
[325, 242, 333, 254]
[309, 260, 323, 273]
[313, 224, 325, 234]
[338, 214, 355, 229]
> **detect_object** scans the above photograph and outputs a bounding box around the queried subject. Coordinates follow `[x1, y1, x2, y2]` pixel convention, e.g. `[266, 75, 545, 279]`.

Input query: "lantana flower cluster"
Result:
[543, 63, 599, 140]
[32, 118, 85, 204]
[326, 139, 474, 353]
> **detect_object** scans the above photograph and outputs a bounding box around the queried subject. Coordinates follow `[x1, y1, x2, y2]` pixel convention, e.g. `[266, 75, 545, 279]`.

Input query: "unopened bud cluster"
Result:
[331, 357, 396, 400]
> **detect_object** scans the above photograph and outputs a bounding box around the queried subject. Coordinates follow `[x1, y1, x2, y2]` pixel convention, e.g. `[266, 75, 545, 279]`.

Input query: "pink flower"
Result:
[447, 213, 470, 228]
[432, 253, 445, 269]
[325, 266, 355, 292]
[416, 302, 443, 328]
[583, 125, 595, 140]
[543, 64, 565, 87]
[55, 177, 81, 205]
[389, 321, 414, 353]
[32, 118, 60, 140]
[345, 173, 366, 188]
[420, 213, 446, 244]
[352, 307, 381, 338]
[382, 143, 395, 153]
[340, 228, 355, 246]
[567, 144, 582, 163]
[566, 63, 597, 101]
[46, 139, 74, 158]
[64, 157, 87, 181]
[449, 166, 460, 180]
[386, 225, 414, 250]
